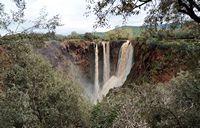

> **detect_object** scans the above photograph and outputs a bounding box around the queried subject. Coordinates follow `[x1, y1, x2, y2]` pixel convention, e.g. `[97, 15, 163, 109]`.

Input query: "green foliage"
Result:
[87, 0, 200, 29]
[104, 26, 143, 41]
[66, 31, 82, 39]
[91, 66, 200, 127]
[84, 32, 98, 41]
[0, 1, 62, 35]
[91, 103, 119, 128]
[141, 21, 200, 42]
[0, 43, 91, 128]
[0, 33, 67, 48]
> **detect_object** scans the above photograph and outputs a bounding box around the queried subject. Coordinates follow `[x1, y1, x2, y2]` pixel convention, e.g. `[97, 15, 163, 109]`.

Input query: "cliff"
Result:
[1, 40, 197, 92]
[125, 41, 199, 86]
[36, 40, 198, 87]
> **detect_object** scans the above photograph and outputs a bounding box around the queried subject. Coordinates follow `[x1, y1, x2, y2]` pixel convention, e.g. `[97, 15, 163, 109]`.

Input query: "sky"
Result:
[0, 0, 147, 35]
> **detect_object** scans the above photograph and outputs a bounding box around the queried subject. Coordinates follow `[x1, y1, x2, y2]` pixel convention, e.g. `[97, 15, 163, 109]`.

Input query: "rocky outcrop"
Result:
[125, 41, 198, 86]
[1, 40, 198, 96]
[37, 40, 125, 85]
[37, 41, 95, 83]
[37, 40, 196, 88]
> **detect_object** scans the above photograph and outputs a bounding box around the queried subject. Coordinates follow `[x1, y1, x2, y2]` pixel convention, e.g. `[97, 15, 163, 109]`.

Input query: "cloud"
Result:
[0, 0, 147, 35]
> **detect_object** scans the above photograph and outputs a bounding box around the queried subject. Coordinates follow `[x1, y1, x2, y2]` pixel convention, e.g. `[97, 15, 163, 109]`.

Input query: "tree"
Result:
[0, 43, 91, 128]
[86, 0, 200, 28]
[105, 27, 130, 41]
[0, 0, 62, 36]
[67, 31, 82, 39]
[84, 32, 97, 40]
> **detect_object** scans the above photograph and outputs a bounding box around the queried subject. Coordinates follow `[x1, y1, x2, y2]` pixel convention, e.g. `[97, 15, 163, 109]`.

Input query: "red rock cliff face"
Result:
[38, 40, 195, 87]
[2, 40, 195, 91]
[63, 41, 95, 81]
[37, 40, 124, 85]
[37, 41, 95, 83]
[125, 41, 198, 86]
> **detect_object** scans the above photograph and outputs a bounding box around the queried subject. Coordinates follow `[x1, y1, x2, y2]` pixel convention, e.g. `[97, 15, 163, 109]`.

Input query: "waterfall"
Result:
[99, 40, 134, 100]
[106, 42, 110, 80]
[94, 44, 99, 103]
[102, 41, 110, 83]
[116, 40, 133, 82]
[102, 42, 108, 83]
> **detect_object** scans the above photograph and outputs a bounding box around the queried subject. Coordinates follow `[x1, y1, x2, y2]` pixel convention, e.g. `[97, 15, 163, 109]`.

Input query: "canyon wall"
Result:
[1, 40, 198, 102]
[125, 41, 198, 86]
[37, 40, 124, 85]
[36, 40, 198, 101]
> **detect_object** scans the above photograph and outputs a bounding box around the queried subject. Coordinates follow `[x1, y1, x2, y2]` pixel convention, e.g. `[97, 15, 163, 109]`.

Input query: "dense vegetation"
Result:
[0, 0, 200, 128]
[0, 42, 91, 128]
[91, 68, 200, 127]
[90, 40, 200, 127]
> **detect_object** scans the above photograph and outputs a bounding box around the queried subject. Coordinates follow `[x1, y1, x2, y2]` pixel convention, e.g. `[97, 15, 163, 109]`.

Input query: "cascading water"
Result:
[106, 42, 110, 80]
[99, 40, 133, 100]
[102, 41, 110, 83]
[94, 44, 99, 103]
[117, 41, 133, 82]
[93, 40, 133, 103]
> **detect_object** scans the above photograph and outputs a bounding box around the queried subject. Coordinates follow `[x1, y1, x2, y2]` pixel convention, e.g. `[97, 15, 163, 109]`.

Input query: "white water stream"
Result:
[94, 44, 99, 103]
[102, 41, 110, 83]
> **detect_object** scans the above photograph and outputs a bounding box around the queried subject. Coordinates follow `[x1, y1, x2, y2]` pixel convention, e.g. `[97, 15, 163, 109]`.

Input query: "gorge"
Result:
[36, 40, 134, 103]
[1, 38, 199, 127]
[36, 40, 194, 104]
[68, 40, 135, 103]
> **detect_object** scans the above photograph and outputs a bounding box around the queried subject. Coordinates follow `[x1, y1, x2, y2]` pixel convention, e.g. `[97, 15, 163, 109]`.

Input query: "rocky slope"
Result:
[125, 41, 199, 86]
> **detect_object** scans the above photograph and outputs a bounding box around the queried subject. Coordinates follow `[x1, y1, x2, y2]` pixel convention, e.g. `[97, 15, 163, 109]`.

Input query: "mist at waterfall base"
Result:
[94, 40, 134, 103]
[65, 60, 94, 101]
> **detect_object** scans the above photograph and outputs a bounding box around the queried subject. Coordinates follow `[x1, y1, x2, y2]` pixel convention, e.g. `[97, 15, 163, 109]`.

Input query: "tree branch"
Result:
[188, 0, 200, 11]
[178, 0, 200, 23]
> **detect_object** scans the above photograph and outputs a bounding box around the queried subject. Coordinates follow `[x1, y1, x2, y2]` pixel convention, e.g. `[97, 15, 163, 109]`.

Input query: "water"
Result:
[102, 41, 110, 83]
[106, 42, 110, 80]
[99, 40, 134, 100]
[116, 40, 133, 82]
[94, 44, 99, 103]
[93, 40, 133, 102]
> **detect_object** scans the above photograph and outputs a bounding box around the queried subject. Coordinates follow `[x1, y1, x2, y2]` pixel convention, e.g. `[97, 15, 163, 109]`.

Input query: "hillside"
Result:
[108, 26, 143, 37]
[94, 26, 143, 40]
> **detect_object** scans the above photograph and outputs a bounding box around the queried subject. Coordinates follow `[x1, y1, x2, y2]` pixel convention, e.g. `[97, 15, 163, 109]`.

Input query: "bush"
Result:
[91, 67, 200, 127]
[91, 103, 119, 128]
[0, 43, 91, 128]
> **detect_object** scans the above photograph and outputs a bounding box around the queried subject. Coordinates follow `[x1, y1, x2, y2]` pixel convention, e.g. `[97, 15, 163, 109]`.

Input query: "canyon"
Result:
[37, 40, 133, 103]
[0, 38, 199, 127]
[36, 40, 192, 103]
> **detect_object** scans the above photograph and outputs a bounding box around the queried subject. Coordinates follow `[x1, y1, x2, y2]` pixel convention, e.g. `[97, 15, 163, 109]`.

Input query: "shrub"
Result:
[0, 43, 91, 128]
[91, 67, 200, 127]
[91, 103, 119, 128]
